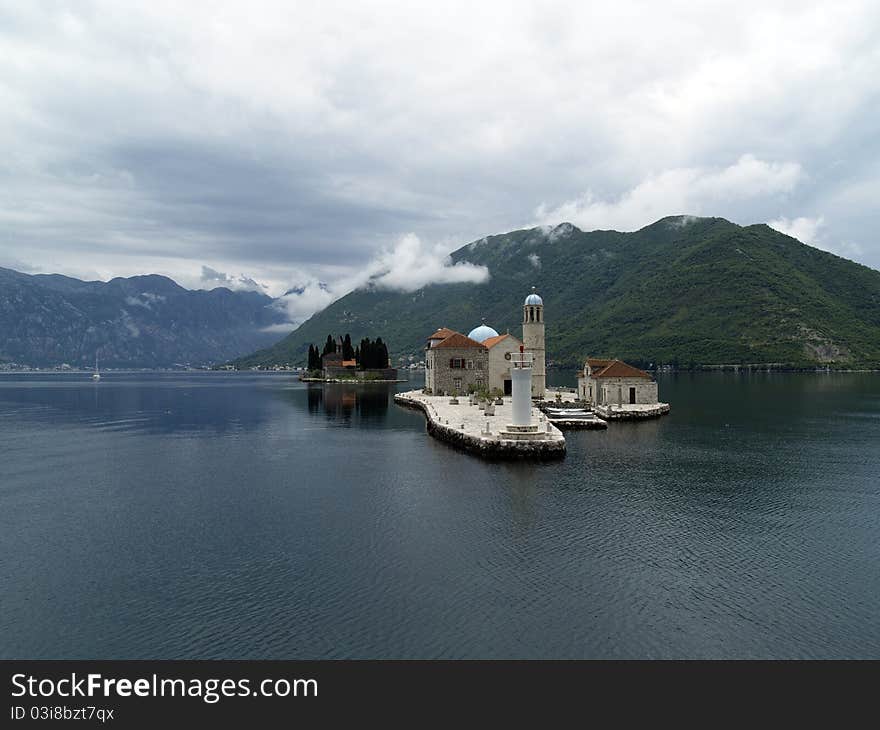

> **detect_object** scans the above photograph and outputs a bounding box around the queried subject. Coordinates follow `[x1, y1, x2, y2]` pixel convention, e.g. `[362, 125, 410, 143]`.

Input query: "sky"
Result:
[1, 1, 878, 329]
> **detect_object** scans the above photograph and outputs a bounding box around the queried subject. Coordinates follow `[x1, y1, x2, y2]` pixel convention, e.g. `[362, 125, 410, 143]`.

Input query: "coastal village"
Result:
[394, 287, 670, 459]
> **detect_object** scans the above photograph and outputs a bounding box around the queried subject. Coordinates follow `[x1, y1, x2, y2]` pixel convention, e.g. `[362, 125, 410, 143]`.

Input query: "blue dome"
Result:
[524, 293, 543, 305]
[467, 324, 500, 342]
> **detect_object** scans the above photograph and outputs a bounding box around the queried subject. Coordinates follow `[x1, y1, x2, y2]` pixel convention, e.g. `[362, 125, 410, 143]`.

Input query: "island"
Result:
[300, 334, 403, 382]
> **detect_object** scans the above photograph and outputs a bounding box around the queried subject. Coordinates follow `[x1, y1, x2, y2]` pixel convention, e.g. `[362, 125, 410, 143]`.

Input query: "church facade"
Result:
[424, 288, 547, 397]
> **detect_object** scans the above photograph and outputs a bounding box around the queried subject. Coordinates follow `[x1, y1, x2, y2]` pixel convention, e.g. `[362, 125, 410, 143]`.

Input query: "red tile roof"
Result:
[432, 332, 487, 349]
[482, 333, 520, 349]
[427, 327, 457, 341]
[585, 358, 651, 379]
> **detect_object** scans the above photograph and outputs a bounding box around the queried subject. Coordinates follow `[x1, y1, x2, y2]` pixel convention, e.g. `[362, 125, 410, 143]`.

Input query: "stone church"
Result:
[576, 358, 659, 406]
[425, 288, 547, 397]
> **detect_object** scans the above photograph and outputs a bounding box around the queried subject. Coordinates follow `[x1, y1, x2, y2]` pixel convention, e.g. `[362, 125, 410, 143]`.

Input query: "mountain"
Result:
[0, 267, 290, 367]
[234, 216, 880, 370]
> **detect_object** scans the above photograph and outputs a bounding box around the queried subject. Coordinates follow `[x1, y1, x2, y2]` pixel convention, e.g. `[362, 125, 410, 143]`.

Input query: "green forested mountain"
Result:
[235, 216, 880, 369]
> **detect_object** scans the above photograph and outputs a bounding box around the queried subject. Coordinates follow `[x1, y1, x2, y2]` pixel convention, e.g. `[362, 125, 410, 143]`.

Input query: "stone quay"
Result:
[393, 390, 566, 460]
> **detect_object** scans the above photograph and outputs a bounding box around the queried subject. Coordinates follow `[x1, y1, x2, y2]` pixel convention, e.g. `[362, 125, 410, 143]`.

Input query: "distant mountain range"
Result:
[234, 216, 880, 370]
[0, 267, 289, 367]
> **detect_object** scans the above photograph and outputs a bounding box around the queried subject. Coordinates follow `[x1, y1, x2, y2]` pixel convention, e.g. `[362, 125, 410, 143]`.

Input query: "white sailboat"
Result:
[92, 353, 101, 381]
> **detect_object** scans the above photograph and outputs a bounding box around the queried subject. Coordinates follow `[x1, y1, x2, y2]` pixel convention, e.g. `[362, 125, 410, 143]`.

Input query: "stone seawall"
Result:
[595, 403, 671, 420]
[394, 391, 566, 461]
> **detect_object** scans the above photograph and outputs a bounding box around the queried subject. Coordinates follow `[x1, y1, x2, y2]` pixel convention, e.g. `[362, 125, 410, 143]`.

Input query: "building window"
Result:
[476, 360, 484, 370]
[466, 360, 473, 369]
[449, 358, 465, 369]
[453, 378, 462, 391]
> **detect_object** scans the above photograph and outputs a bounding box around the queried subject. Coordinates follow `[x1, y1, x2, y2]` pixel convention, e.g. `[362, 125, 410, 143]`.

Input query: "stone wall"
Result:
[581, 376, 658, 405]
[426, 346, 488, 395]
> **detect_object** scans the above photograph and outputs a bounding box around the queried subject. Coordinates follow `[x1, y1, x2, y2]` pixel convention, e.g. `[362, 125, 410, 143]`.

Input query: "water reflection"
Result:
[295, 382, 394, 426]
[0, 373, 282, 436]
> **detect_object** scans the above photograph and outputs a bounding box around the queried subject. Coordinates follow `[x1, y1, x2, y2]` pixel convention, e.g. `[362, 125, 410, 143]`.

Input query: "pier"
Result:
[394, 390, 566, 459]
[543, 387, 669, 422]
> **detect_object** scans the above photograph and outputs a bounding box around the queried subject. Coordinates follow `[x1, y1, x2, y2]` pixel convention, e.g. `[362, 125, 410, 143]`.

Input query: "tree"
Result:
[307, 344, 321, 371]
[322, 334, 336, 356]
[342, 333, 354, 360]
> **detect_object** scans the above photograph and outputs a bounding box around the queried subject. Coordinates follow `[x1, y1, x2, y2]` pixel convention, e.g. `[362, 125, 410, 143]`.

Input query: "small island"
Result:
[300, 334, 403, 382]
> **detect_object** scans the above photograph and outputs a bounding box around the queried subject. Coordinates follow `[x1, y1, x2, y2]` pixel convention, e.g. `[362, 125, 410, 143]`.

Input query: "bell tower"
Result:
[522, 286, 546, 397]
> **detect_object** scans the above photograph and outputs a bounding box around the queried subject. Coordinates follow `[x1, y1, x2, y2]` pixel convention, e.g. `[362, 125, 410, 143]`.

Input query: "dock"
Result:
[544, 388, 669, 422]
[394, 390, 566, 459]
[595, 403, 670, 419]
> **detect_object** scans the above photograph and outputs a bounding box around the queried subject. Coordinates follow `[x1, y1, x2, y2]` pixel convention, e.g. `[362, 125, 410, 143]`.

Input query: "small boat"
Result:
[92, 353, 101, 381]
[545, 407, 591, 416]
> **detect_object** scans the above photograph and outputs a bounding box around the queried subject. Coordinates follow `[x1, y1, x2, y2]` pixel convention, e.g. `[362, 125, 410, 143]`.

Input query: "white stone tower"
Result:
[522, 286, 546, 397]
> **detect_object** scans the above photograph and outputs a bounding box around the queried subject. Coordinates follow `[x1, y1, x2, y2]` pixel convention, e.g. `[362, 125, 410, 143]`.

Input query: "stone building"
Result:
[576, 358, 659, 406]
[424, 330, 488, 395]
[321, 352, 358, 379]
[424, 287, 547, 397]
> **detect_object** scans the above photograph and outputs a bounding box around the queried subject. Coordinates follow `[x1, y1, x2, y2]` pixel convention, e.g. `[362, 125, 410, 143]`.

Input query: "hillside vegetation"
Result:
[235, 216, 880, 370]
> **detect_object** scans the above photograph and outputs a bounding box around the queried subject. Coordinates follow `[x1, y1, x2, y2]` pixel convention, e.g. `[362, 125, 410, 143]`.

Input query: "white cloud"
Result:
[768, 215, 863, 260]
[768, 216, 825, 245]
[535, 154, 804, 232]
[274, 281, 336, 328]
[273, 233, 489, 328]
[528, 253, 541, 268]
[199, 265, 267, 292]
[361, 233, 489, 292]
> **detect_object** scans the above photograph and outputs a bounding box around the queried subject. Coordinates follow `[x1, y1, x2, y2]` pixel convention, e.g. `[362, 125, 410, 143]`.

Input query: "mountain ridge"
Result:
[233, 215, 880, 370]
[0, 267, 290, 367]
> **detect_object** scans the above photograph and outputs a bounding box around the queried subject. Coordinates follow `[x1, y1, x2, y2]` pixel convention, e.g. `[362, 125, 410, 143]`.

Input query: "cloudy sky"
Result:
[2, 1, 878, 327]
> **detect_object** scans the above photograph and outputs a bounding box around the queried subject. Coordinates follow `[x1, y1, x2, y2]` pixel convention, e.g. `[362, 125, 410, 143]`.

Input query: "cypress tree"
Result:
[322, 334, 336, 356]
[342, 334, 354, 360]
[308, 344, 321, 371]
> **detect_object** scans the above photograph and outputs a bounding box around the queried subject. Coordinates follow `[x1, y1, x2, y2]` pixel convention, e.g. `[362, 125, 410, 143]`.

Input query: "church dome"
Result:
[524, 292, 543, 305]
[467, 324, 500, 343]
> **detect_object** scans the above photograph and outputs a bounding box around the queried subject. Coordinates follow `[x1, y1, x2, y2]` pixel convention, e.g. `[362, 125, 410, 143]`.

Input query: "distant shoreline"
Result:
[1, 365, 878, 375]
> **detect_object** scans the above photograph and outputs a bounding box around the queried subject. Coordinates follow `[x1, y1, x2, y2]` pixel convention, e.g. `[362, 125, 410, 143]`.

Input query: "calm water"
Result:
[1, 371, 878, 659]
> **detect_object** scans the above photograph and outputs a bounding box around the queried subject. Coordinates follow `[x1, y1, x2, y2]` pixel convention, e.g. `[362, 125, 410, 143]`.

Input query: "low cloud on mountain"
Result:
[274, 233, 489, 328]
